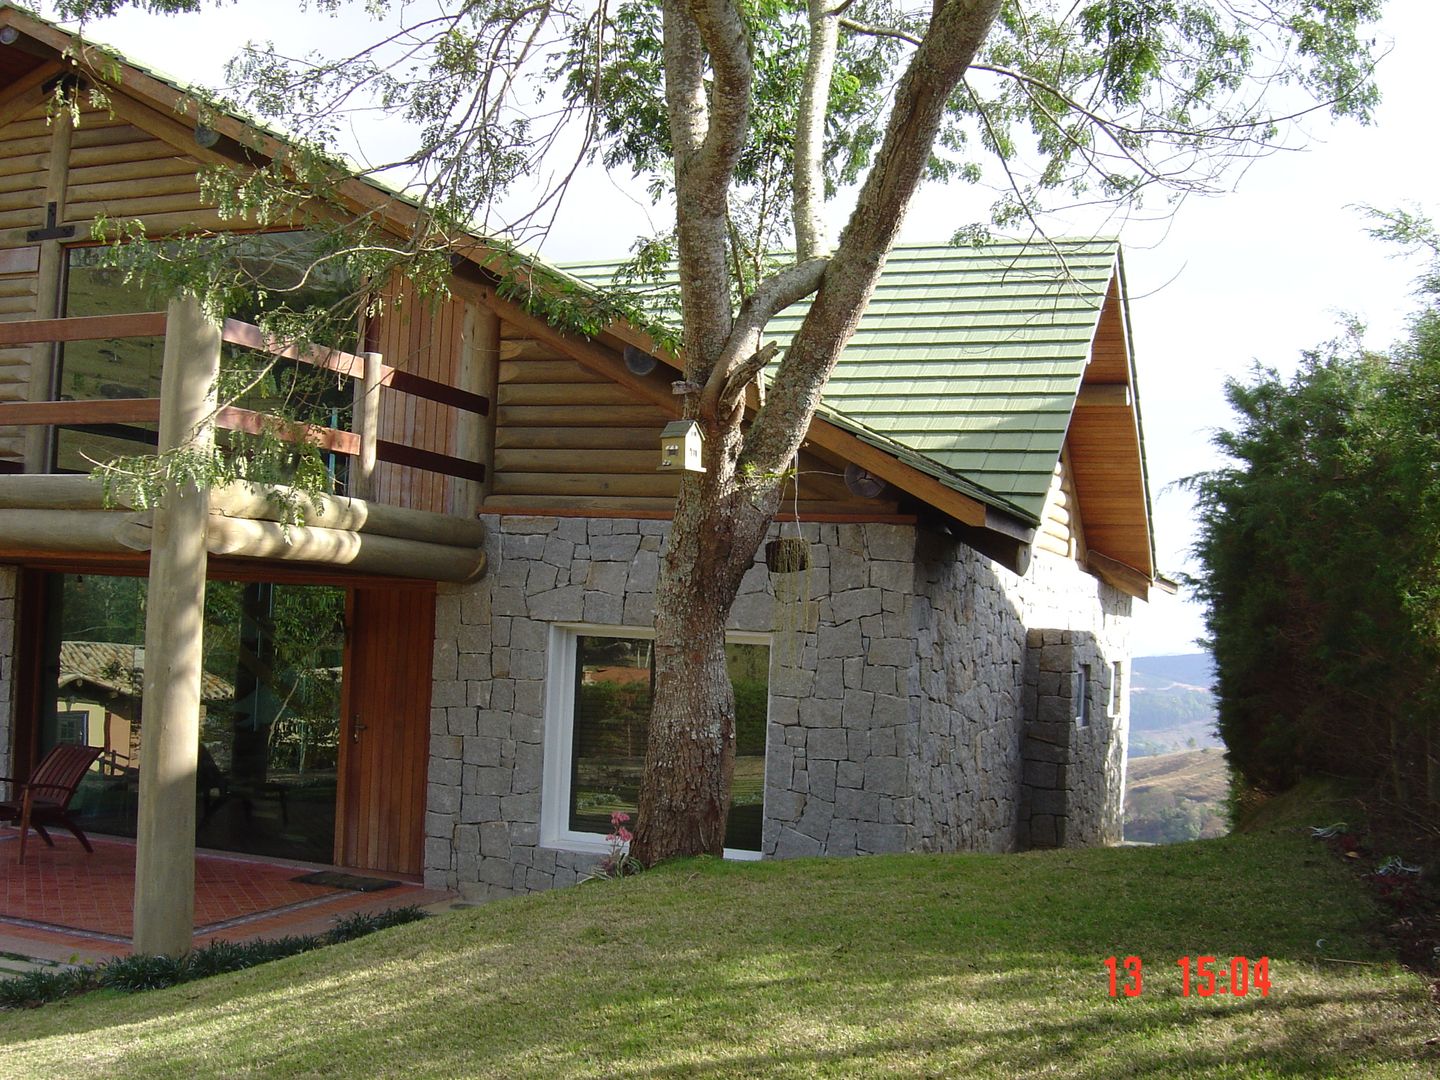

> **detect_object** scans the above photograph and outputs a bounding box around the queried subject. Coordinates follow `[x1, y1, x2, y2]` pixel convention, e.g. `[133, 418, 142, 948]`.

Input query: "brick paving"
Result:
[0, 832, 454, 964]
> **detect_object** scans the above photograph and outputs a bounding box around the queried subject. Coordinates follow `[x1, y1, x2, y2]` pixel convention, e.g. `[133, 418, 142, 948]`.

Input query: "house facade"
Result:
[0, 6, 1155, 908]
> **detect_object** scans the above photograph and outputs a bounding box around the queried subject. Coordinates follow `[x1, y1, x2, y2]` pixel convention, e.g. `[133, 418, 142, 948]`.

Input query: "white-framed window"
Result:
[541, 624, 770, 860]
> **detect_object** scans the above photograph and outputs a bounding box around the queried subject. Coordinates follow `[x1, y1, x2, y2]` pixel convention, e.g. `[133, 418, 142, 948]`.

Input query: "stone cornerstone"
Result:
[423, 515, 1131, 900]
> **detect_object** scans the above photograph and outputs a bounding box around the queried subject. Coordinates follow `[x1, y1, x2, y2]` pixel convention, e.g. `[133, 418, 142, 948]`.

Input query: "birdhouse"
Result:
[659, 419, 705, 473]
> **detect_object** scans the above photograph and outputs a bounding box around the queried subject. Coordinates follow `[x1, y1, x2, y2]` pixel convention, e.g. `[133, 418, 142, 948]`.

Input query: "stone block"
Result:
[868, 561, 912, 593]
[590, 533, 641, 561]
[808, 759, 837, 802]
[543, 535, 575, 567]
[470, 766, 511, 797]
[834, 785, 879, 822]
[807, 728, 848, 760]
[428, 782, 460, 815]
[447, 707, 479, 737]
[492, 587, 528, 617]
[857, 821, 908, 854]
[424, 837, 453, 872]
[503, 532, 548, 560]
[814, 659, 845, 700]
[1023, 760, 1059, 789]
[837, 760, 864, 789]
[461, 794, 501, 823]
[866, 637, 914, 668]
[729, 591, 773, 629]
[817, 619, 863, 659]
[431, 735, 462, 760]
[841, 689, 875, 726]
[1028, 814, 1058, 848]
[529, 585, 584, 621]
[872, 694, 910, 726]
[505, 516, 558, 534]
[623, 592, 656, 624]
[830, 588, 882, 623]
[1029, 788, 1067, 816]
[773, 826, 824, 858]
[861, 665, 899, 695]
[800, 696, 840, 731]
[583, 592, 624, 625]
[864, 523, 913, 561]
[628, 550, 660, 593]
[430, 757, 462, 788]
[767, 787, 805, 822]
[527, 562, 560, 595]
[864, 756, 908, 796]
[829, 549, 867, 591]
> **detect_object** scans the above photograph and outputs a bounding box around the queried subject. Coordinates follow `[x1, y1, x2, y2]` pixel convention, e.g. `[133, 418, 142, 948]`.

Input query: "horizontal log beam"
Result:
[0, 398, 161, 426]
[0, 312, 167, 346]
[0, 508, 141, 553]
[210, 483, 487, 547]
[134, 515, 489, 583]
[215, 406, 360, 455]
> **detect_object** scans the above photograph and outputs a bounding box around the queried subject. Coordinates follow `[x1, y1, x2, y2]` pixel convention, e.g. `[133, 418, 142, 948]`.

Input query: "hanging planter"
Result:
[764, 536, 811, 574]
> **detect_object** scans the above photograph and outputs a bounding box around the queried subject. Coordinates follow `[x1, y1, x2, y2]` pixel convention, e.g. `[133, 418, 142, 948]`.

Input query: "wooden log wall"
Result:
[1036, 451, 1085, 561]
[367, 275, 470, 513]
[484, 318, 897, 517]
[0, 97, 246, 468]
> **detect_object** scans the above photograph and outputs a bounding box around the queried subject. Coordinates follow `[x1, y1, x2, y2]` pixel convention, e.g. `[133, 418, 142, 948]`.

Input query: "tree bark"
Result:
[634, 0, 1005, 865]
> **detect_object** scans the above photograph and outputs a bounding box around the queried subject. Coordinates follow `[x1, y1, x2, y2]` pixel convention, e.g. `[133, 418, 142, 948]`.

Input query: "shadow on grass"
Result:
[2, 837, 1434, 1077]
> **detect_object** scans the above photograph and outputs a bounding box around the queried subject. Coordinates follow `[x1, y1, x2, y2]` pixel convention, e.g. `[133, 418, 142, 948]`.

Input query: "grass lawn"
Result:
[2, 826, 1436, 1078]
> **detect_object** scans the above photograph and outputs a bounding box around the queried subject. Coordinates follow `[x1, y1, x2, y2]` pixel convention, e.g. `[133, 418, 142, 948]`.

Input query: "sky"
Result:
[30, 0, 1440, 655]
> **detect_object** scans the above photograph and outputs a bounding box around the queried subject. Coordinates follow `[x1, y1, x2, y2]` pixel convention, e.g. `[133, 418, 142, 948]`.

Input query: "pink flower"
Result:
[616, 827, 633, 843]
[610, 811, 631, 826]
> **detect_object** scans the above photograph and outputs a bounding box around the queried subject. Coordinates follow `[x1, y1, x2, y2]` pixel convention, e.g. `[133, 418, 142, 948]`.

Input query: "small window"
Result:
[1075, 664, 1092, 727]
[1110, 660, 1125, 716]
[543, 627, 768, 855]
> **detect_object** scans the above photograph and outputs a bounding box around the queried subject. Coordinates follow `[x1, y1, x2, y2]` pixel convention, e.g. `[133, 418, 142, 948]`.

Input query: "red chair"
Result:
[0, 744, 104, 863]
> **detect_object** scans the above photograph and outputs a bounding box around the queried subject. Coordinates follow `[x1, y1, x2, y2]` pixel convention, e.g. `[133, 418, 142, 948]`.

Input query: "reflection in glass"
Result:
[41, 572, 346, 862]
[56, 234, 358, 479]
[568, 635, 768, 851]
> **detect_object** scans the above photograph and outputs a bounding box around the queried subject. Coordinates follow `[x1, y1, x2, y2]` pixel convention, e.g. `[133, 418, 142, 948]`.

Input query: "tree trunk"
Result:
[632, 430, 779, 863]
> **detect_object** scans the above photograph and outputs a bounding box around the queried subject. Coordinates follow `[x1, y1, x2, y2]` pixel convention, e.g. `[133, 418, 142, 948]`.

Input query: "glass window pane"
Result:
[42, 572, 346, 862]
[567, 634, 768, 851]
[569, 635, 652, 836]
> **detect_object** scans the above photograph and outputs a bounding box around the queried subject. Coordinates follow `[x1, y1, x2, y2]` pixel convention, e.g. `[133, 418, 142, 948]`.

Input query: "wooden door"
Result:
[336, 585, 436, 875]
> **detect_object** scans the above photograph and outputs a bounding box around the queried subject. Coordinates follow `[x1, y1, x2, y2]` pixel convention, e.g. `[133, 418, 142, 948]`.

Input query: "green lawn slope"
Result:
[3, 828, 1436, 1078]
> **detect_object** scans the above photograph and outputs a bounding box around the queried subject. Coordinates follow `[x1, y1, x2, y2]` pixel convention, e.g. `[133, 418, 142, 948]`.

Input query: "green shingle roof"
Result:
[568, 239, 1119, 523]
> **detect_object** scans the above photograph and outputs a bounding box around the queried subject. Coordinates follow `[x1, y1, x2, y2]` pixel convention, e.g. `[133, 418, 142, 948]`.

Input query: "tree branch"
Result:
[719, 340, 779, 416]
[743, 0, 1003, 476]
[795, 1, 841, 259]
[698, 257, 828, 419]
[838, 16, 922, 48]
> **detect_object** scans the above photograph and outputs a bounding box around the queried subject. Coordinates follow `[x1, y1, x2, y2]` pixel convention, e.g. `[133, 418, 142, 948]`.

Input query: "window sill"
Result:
[540, 833, 762, 862]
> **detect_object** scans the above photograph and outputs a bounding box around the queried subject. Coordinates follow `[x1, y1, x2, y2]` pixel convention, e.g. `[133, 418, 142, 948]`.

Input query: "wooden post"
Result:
[132, 294, 220, 958]
[449, 302, 499, 515]
[350, 350, 382, 500]
[24, 108, 73, 474]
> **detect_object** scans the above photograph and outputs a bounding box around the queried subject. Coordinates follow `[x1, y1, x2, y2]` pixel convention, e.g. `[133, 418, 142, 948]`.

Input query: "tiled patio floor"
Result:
[0, 831, 454, 965]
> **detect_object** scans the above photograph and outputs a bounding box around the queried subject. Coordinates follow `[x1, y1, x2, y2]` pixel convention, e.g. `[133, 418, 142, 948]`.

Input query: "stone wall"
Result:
[425, 515, 1131, 898]
[1015, 570, 1132, 848]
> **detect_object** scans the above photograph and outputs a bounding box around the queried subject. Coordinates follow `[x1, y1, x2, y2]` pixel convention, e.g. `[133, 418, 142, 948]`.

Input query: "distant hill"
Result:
[1131, 653, 1214, 691]
[1124, 748, 1230, 843]
[1128, 652, 1221, 756]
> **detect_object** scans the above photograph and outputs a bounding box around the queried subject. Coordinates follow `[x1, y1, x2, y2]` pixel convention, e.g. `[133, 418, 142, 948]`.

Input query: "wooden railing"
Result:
[0, 310, 488, 487]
